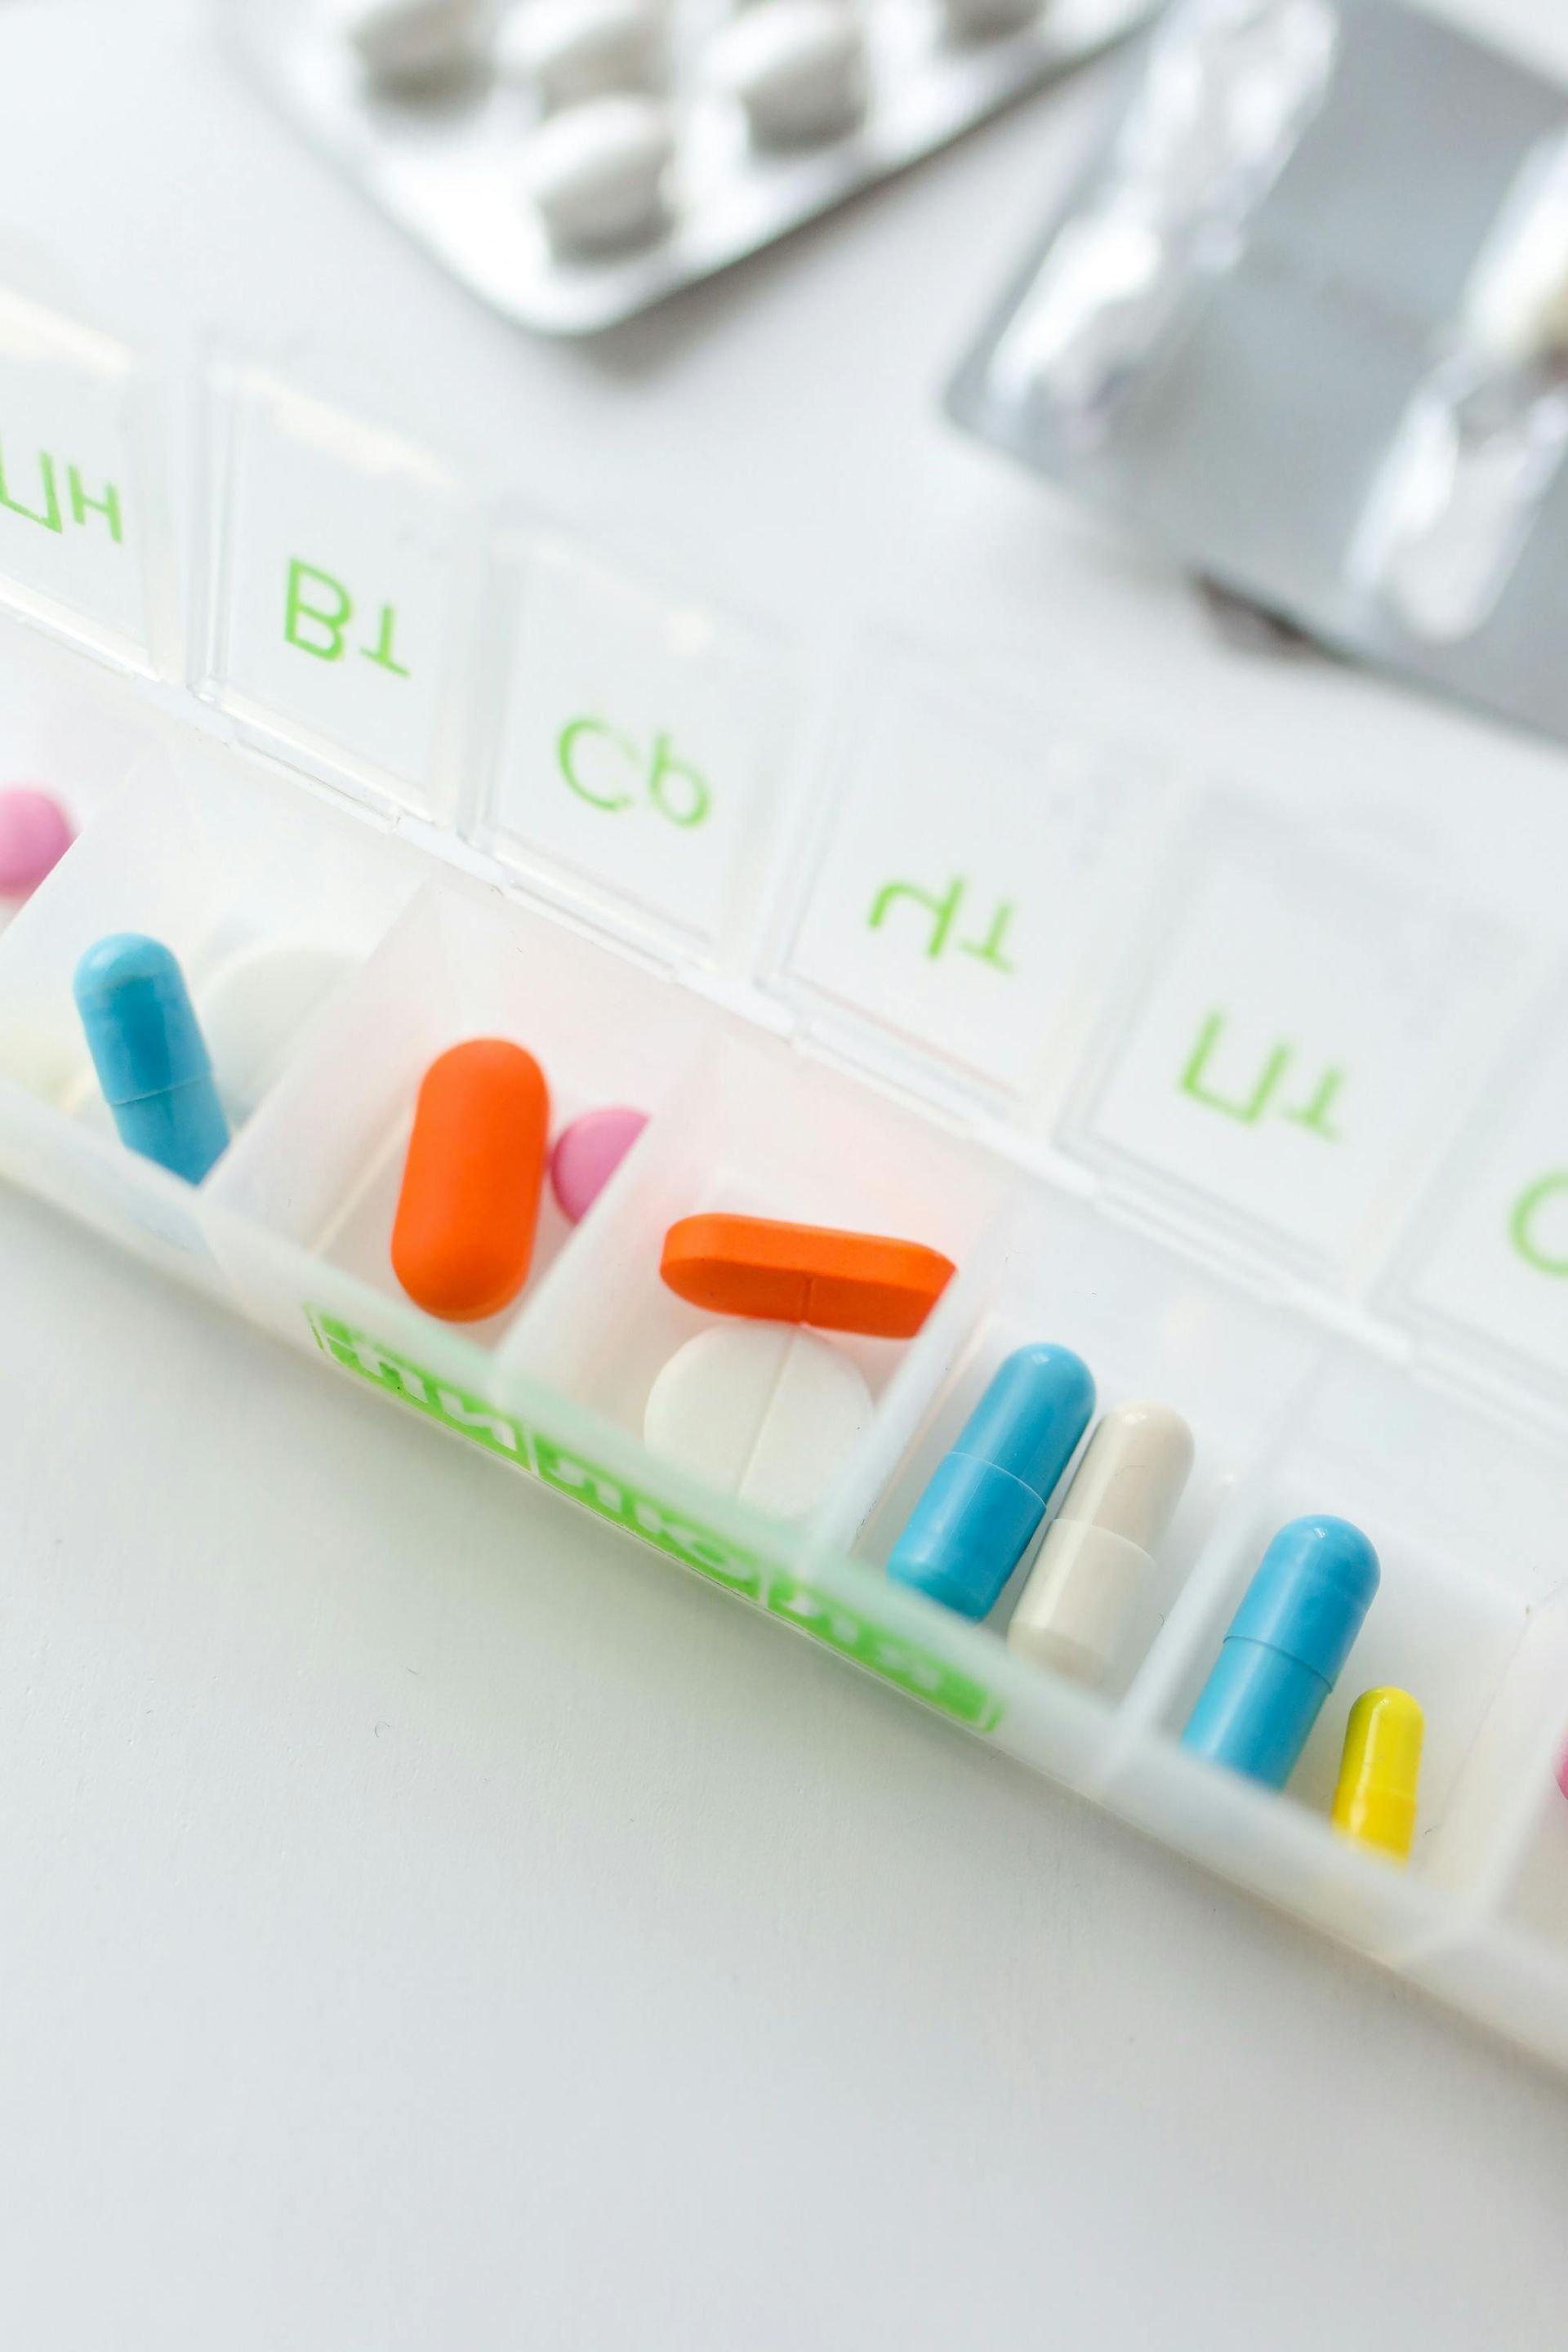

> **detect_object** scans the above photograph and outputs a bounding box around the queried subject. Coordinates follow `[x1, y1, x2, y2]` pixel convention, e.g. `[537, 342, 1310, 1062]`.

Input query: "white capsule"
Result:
[937, 0, 1041, 39]
[709, 0, 867, 149]
[644, 1321, 872, 1521]
[500, 0, 668, 110]
[523, 94, 675, 252]
[198, 941, 356, 1129]
[347, 0, 494, 91]
[1006, 1400, 1194, 1686]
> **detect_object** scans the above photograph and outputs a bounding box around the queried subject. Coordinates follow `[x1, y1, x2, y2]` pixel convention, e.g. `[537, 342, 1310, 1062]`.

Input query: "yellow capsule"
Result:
[1332, 1687, 1423, 1864]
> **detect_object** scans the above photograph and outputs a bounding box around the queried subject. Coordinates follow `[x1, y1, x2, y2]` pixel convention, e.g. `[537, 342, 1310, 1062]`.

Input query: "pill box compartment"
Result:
[1106, 1359, 1568, 1922]
[501, 1026, 1012, 1464]
[1489, 1772, 1568, 2016]
[0, 730, 425, 1284]
[208, 866, 717, 1349]
[847, 1184, 1327, 1695]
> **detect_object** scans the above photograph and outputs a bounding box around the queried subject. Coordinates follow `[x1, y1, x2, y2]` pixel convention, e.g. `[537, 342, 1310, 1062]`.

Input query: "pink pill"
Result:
[549, 1105, 648, 1223]
[0, 787, 73, 899]
[1558, 1741, 1568, 1803]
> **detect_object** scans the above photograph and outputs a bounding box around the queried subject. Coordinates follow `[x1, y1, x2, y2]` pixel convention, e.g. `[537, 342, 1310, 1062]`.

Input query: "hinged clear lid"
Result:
[1056, 798, 1539, 1291]
[12, 283, 1568, 1402]
[193, 356, 486, 826]
[1380, 981, 1568, 1423]
[472, 525, 800, 970]
[191, 356, 803, 975]
[764, 643, 1173, 1126]
[0, 287, 176, 676]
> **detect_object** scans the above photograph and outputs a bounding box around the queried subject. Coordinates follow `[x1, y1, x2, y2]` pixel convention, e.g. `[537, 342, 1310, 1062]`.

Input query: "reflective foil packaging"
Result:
[948, 0, 1568, 746]
[227, 0, 1157, 335]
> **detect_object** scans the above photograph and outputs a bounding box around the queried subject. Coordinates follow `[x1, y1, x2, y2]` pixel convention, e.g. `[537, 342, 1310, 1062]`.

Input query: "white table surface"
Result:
[2, 2, 1568, 2345]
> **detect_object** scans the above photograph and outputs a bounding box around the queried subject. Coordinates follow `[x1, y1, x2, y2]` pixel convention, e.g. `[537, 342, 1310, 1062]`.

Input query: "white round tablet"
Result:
[523, 95, 676, 252]
[644, 1322, 873, 1521]
[198, 941, 355, 1129]
[500, 0, 669, 111]
[347, 0, 494, 91]
[708, 0, 866, 149]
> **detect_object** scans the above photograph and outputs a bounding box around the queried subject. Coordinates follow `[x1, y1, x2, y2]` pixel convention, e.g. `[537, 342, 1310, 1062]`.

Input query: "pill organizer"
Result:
[8, 279, 1568, 2075]
[221, 0, 1157, 334]
[947, 0, 1568, 748]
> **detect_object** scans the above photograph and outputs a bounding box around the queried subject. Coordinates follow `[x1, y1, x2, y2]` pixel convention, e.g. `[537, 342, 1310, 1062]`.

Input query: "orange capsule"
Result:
[391, 1039, 550, 1321]
[660, 1213, 956, 1339]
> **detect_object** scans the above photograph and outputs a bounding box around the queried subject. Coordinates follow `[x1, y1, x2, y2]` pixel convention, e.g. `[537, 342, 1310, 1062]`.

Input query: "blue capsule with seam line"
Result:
[1181, 1515, 1380, 1788]
[74, 933, 229, 1185]
[888, 1343, 1096, 1619]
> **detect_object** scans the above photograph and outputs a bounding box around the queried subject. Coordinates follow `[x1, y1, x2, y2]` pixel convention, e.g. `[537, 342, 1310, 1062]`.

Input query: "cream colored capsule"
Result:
[1006, 1399, 1194, 1686]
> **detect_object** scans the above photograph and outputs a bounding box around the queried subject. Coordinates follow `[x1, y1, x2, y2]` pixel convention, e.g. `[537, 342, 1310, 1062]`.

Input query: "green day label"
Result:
[307, 1308, 1002, 1732]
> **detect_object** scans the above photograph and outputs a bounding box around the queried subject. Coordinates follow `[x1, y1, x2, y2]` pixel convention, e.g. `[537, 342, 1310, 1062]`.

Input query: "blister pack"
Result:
[223, 0, 1156, 334]
[947, 0, 1568, 746]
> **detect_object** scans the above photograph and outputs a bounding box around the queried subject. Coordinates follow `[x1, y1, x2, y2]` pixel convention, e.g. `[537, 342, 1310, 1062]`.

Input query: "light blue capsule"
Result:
[888, 1343, 1096, 1619]
[1182, 1514, 1380, 1788]
[74, 933, 229, 1185]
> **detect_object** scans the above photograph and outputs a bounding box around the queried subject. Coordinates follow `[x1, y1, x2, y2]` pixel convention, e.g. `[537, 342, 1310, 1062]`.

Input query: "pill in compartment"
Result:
[1181, 1516, 1381, 1791]
[392, 1037, 550, 1322]
[1007, 1398, 1195, 1686]
[888, 1345, 1097, 1621]
[644, 1321, 873, 1520]
[74, 933, 231, 1186]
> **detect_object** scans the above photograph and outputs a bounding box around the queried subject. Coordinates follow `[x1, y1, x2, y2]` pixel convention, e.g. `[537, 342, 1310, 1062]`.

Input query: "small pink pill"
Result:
[1558, 1741, 1568, 1803]
[0, 787, 72, 899]
[549, 1104, 648, 1223]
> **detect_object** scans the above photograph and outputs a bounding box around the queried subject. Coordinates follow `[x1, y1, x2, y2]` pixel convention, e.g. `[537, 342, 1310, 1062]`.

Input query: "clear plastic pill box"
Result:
[224, 0, 1156, 332]
[6, 277, 1568, 2074]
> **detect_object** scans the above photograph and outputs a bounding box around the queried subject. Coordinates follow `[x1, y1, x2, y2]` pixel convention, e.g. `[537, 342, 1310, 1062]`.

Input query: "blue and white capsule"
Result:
[1182, 1515, 1380, 1788]
[74, 933, 230, 1184]
[888, 1343, 1095, 1619]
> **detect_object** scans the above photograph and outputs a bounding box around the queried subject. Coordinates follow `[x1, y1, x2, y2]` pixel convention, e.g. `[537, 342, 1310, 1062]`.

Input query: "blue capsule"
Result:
[1182, 1515, 1380, 1788]
[74, 933, 229, 1185]
[888, 1343, 1095, 1619]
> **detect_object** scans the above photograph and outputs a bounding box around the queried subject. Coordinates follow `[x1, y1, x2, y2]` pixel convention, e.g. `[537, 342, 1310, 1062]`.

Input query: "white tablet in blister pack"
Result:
[221, 0, 1159, 332]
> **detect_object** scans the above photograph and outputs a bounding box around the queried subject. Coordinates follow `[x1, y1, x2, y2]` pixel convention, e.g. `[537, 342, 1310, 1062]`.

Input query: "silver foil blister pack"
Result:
[947, 0, 1568, 746]
[225, 0, 1156, 336]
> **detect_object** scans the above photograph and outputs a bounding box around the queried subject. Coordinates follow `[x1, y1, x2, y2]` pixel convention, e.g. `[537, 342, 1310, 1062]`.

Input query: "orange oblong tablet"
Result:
[391, 1039, 550, 1322]
[660, 1214, 956, 1339]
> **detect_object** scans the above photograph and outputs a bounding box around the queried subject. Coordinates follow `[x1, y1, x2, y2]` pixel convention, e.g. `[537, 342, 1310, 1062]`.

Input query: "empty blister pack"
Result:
[947, 0, 1568, 746]
[222, 0, 1157, 334]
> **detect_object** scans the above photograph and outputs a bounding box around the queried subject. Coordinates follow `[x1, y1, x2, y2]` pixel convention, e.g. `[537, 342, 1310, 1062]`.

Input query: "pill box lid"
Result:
[0, 283, 178, 679]
[6, 285, 1568, 1441]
